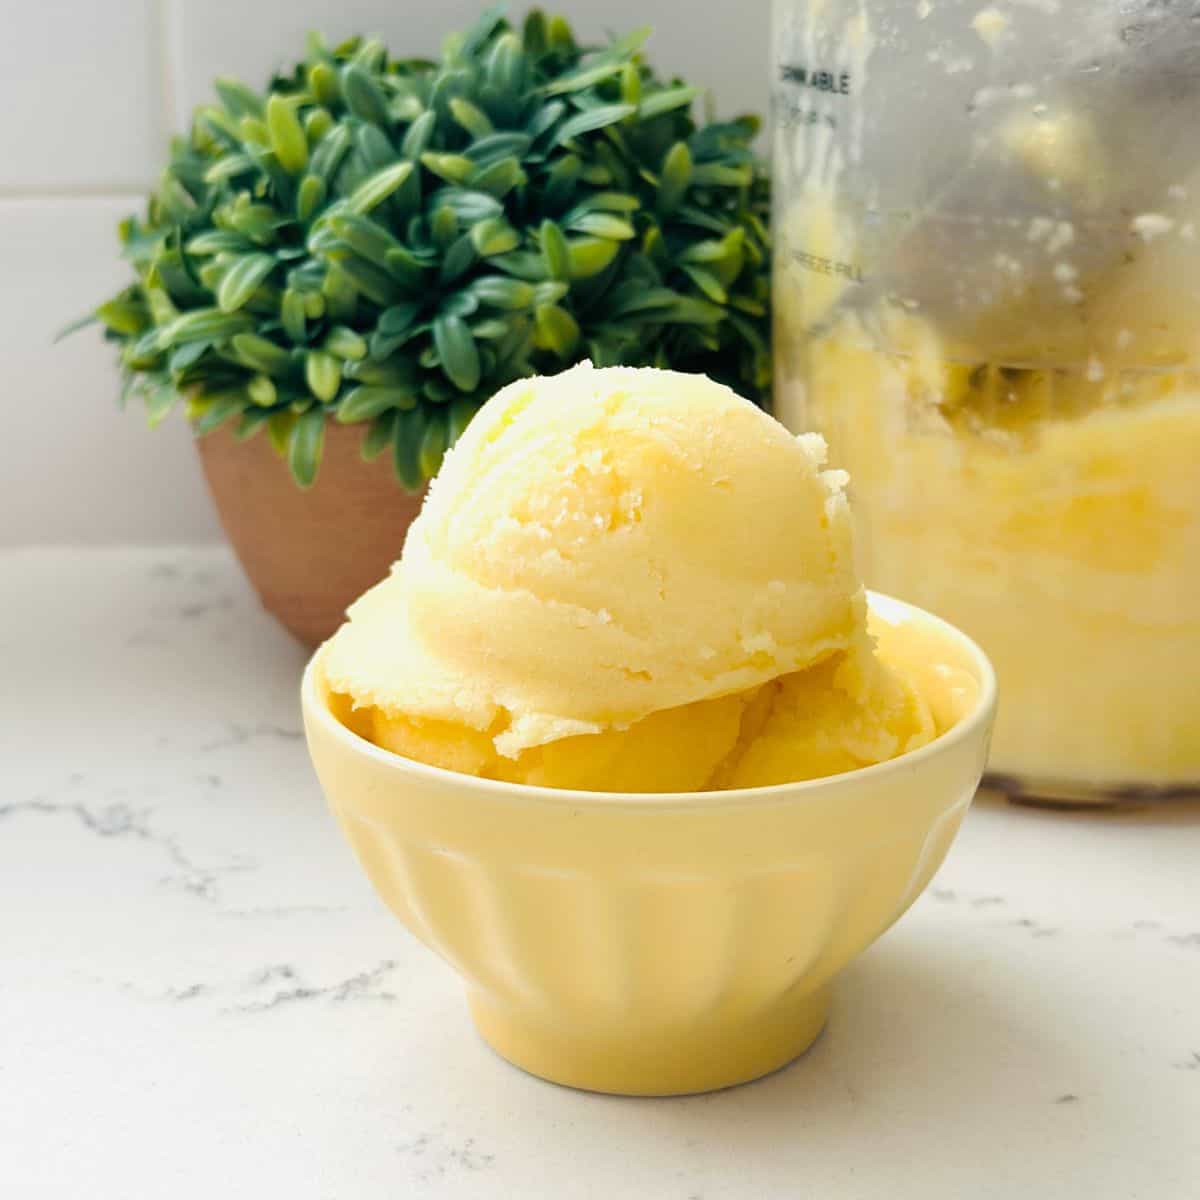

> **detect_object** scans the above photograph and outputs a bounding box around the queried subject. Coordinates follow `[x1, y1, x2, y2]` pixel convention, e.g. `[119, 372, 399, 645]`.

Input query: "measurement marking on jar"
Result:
[775, 103, 839, 130]
[790, 249, 863, 282]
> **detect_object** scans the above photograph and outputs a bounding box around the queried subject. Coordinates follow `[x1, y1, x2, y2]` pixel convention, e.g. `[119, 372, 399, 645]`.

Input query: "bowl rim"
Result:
[301, 590, 997, 810]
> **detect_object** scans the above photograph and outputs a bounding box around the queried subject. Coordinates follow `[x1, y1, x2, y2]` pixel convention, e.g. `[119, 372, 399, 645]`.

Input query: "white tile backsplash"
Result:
[0, 0, 165, 191]
[5, 0, 770, 544]
[0, 197, 221, 544]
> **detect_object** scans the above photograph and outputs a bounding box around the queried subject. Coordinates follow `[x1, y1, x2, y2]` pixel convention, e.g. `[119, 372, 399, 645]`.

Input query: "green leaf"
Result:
[440, 234, 478, 284]
[439, 290, 479, 319]
[673, 204, 731, 236]
[186, 231, 253, 256]
[527, 100, 566, 140]
[214, 77, 263, 118]
[266, 94, 308, 173]
[295, 174, 327, 222]
[237, 115, 269, 146]
[361, 411, 397, 460]
[324, 325, 368, 360]
[418, 413, 448, 479]
[620, 62, 641, 107]
[490, 250, 546, 280]
[378, 302, 423, 335]
[228, 202, 285, 243]
[400, 109, 436, 160]
[433, 314, 481, 392]
[332, 254, 402, 305]
[157, 308, 254, 348]
[346, 356, 419, 387]
[605, 284, 680, 316]
[639, 86, 701, 120]
[541, 153, 581, 212]
[310, 124, 352, 181]
[308, 61, 339, 106]
[321, 264, 357, 323]
[94, 298, 148, 336]
[341, 64, 390, 125]
[355, 123, 396, 170]
[217, 253, 276, 313]
[682, 264, 727, 303]
[534, 304, 580, 356]
[690, 162, 752, 187]
[533, 280, 569, 306]
[567, 237, 620, 279]
[193, 391, 243, 435]
[338, 385, 415, 423]
[124, 330, 163, 369]
[144, 383, 178, 429]
[470, 156, 525, 199]
[305, 350, 342, 402]
[267, 410, 296, 456]
[433, 188, 504, 224]
[204, 153, 255, 184]
[247, 373, 277, 407]
[345, 161, 414, 214]
[449, 96, 494, 138]
[235, 407, 272, 440]
[382, 245, 427, 288]
[679, 227, 745, 265]
[392, 407, 426, 491]
[566, 213, 635, 240]
[327, 211, 401, 261]
[470, 317, 513, 339]
[486, 31, 527, 101]
[56, 312, 99, 342]
[554, 104, 637, 145]
[668, 296, 726, 324]
[729, 293, 766, 316]
[420, 152, 475, 185]
[469, 217, 520, 256]
[548, 15, 575, 52]
[570, 191, 640, 214]
[523, 9, 548, 56]
[288, 408, 325, 487]
[543, 58, 627, 95]
[658, 141, 691, 213]
[472, 276, 535, 309]
[431, 205, 459, 251]
[539, 219, 569, 280]
[168, 340, 209, 373]
[281, 287, 308, 341]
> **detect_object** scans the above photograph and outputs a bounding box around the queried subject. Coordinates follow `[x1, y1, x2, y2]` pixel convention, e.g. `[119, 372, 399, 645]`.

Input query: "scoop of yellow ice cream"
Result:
[364, 631, 934, 793]
[323, 363, 935, 791]
[323, 362, 865, 757]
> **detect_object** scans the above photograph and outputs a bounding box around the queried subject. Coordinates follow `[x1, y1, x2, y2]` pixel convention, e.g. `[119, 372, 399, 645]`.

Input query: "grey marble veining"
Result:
[1, 547, 1197, 1199]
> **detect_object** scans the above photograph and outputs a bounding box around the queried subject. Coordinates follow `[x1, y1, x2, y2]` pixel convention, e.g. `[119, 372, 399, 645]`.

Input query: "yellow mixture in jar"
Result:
[775, 304, 1200, 792]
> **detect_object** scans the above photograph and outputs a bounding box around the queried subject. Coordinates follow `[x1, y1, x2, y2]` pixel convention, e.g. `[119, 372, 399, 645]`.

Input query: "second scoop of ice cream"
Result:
[322, 362, 935, 791]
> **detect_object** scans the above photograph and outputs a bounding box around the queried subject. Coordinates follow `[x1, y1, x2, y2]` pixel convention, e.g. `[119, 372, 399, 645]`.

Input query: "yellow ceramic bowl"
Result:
[302, 593, 996, 1096]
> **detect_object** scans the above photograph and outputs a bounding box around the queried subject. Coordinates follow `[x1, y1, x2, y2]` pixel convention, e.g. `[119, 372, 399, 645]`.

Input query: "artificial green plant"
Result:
[79, 7, 771, 488]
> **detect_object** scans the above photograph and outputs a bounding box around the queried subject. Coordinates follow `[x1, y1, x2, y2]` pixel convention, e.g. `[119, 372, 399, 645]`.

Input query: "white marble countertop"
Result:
[2, 546, 1197, 1199]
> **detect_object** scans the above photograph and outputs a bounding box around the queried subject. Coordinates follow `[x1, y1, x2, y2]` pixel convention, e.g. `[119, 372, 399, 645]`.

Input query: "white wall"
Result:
[0, 0, 771, 546]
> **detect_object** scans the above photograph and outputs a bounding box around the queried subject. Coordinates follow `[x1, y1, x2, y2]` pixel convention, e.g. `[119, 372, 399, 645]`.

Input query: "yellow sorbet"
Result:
[322, 362, 936, 791]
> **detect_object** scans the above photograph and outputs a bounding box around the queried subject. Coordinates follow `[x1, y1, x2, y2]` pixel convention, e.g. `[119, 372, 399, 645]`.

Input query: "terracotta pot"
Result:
[196, 422, 424, 646]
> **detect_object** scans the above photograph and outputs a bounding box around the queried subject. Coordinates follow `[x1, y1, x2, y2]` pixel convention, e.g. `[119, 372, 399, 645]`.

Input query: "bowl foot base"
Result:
[468, 985, 831, 1096]
[985, 772, 1200, 809]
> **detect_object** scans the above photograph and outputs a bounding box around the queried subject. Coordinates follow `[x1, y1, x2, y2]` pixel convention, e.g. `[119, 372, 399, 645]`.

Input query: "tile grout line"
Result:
[0, 187, 149, 201]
